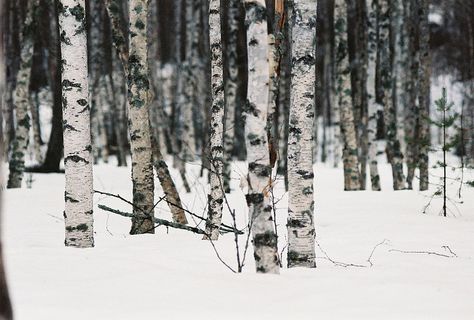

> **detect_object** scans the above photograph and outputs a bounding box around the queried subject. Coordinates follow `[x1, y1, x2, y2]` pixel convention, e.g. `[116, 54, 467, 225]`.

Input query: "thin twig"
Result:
[389, 248, 456, 258]
[367, 239, 389, 267]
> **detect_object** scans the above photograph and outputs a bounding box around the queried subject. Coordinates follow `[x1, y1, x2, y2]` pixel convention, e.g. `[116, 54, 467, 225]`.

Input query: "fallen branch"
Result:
[389, 248, 457, 258]
[98, 204, 206, 235]
[94, 190, 241, 234]
[315, 241, 366, 268]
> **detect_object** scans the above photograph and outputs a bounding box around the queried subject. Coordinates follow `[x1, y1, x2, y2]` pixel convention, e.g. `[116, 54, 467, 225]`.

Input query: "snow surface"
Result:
[3, 154, 474, 320]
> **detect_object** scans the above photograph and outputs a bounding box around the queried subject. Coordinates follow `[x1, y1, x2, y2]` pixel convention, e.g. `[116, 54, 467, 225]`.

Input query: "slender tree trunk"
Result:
[277, 1, 290, 191]
[287, 0, 317, 268]
[393, 0, 407, 156]
[366, 0, 381, 191]
[334, 0, 361, 191]
[404, 0, 419, 189]
[39, 2, 63, 173]
[243, 0, 279, 274]
[180, 0, 199, 162]
[204, 0, 226, 240]
[0, 0, 14, 316]
[59, 0, 94, 247]
[417, 0, 430, 191]
[7, 0, 39, 188]
[127, 0, 155, 234]
[223, 0, 239, 193]
[29, 91, 43, 163]
[379, 0, 406, 190]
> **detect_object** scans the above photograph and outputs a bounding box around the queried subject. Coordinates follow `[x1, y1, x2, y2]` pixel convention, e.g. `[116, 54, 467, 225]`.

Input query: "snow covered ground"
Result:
[3, 156, 474, 319]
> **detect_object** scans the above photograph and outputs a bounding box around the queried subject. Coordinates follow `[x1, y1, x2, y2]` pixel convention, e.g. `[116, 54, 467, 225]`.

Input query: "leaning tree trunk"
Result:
[0, 0, 14, 316]
[379, 0, 406, 190]
[223, 0, 239, 193]
[7, 0, 39, 189]
[287, 0, 317, 268]
[365, 0, 381, 191]
[127, 0, 155, 234]
[243, 0, 280, 274]
[334, 0, 361, 191]
[204, 0, 226, 240]
[417, 0, 430, 191]
[59, 0, 94, 247]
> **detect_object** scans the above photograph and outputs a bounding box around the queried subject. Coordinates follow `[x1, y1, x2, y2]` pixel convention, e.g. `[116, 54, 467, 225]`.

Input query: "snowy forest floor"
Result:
[3, 154, 474, 319]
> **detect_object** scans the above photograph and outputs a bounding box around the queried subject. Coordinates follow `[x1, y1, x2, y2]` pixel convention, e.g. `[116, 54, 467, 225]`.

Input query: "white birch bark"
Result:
[181, 0, 199, 162]
[417, 0, 431, 191]
[29, 91, 43, 163]
[7, 0, 39, 189]
[366, 0, 381, 191]
[128, 0, 155, 234]
[334, 0, 361, 190]
[204, 0, 225, 240]
[379, 0, 406, 190]
[287, 0, 317, 268]
[243, 0, 279, 274]
[59, 0, 94, 247]
[393, 0, 407, 156]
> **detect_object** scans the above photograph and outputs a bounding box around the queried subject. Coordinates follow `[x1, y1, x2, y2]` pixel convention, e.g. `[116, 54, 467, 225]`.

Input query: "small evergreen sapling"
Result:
[424, 88, 472, 217]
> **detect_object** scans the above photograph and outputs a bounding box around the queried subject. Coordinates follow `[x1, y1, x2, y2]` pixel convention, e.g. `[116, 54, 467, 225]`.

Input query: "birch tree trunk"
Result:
[334, 0, 361, 191]
[7, 0, 39, 189]
[30, 91, 43, 163]
[287, 0, 316, 268]
[243, 0, 279, 274]
[128, 0, 155, 234]
[366, 0, 381, 191]
[404, 0, 419, 189]
[204, 0, 225, 240]
[379, 0, 406, 190]
[59, 0, 94, 247]
[223, 0, 239, 193]
[181, 0, 199, 162]
[393, 0, 407, 156]
[0, 0, 14, 315]
[417, 0, 430, 191]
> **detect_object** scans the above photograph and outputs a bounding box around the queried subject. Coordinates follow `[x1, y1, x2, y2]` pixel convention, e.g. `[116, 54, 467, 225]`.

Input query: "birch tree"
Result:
[287, 0, 317, 268]
[366, 0, 381, 191]
[417, 0, 431, 191]
[204, 0, 225, 240]
[127, 0, 155, 234]
[181, 0, 199, 162]
[59, 0, 94, 247]
[379, 0, 406, 190]
[0, 0, 14, 316]
[405, 0, 419, 190]
[7, 0, 39, 188]
[223, 0, 240, 193]
[334, 0, 361, 191]
[243, 0, 279, 274]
